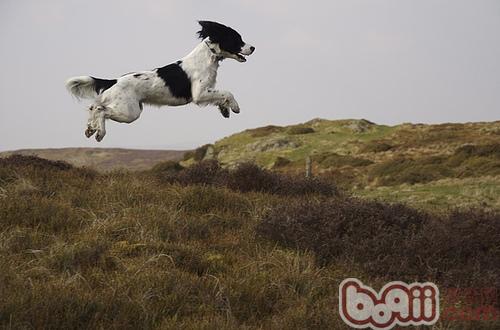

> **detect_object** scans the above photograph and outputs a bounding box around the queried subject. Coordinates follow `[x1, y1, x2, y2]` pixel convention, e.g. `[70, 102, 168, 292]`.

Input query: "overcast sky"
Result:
[1, 0, 499, 151]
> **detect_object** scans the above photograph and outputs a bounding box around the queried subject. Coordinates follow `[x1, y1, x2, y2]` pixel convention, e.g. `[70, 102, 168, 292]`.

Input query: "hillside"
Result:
[2, 119, 499, 210]
[184, 119, 500, 210]
[195, 119, 498, 166]
[0, 148, 187, 171]
[0, 156, 498, 329]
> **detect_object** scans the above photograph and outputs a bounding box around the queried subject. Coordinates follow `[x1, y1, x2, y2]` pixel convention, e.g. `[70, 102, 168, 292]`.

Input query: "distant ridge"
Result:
[0, 147, 187, 171]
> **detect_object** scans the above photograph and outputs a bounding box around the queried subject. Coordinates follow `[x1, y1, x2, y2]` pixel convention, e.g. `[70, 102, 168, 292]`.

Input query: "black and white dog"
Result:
[66, 21, 255, 141]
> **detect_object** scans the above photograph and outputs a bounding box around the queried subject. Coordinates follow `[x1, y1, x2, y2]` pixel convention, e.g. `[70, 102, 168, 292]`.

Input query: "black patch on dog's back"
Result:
[156, 61, 192, 100]
[91, 77, 117, 94]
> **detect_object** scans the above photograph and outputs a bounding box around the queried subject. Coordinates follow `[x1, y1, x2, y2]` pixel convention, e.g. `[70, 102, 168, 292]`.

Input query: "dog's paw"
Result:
[95, 130, 106, 142]
[85, 127, 96, 138]
[219, 105, 230, 118]
[222, 92, 240, 114]
[229, 100, 240, 114]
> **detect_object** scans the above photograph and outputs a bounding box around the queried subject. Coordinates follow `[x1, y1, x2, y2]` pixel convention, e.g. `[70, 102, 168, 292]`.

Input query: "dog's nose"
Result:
[250, 46, 255, 53]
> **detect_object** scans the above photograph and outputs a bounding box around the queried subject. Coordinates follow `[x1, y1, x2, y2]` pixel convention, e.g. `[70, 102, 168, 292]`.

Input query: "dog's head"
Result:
[197, 20, 255, 62]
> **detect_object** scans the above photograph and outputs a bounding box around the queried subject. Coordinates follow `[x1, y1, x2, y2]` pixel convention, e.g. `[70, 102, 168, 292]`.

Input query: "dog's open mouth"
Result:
[236, 53, 247, 62]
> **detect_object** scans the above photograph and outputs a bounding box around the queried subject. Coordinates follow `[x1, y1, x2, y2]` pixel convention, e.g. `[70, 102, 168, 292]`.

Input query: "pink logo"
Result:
[339, 278, 440, 329]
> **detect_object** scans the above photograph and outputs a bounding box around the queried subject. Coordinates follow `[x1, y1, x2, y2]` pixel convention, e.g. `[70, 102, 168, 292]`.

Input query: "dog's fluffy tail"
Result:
[65, 76, 117, 100]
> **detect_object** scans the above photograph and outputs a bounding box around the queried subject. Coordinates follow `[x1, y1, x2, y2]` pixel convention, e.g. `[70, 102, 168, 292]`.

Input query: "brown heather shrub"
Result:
[222, 162, 278, 193]
[360, 140, 394, 153]
[275, 175, 337, 197]
[454, 143, 500, 158]
[158, 161, 337, 196]
[0, 154, 97, 180]
[288, 125, 315, 135]
[272, 156, 291, 168]
[432, 210, 500, 290]
[258, 199, 500, 291]
[227, 162, 337, 196]
[246, 125, 284, 137]
[150, 160, 183, 174]
[226, 163, 333, 195]
[258, 198, 428, 266]
[170, 159, 223, 186]
[0, 154, 73, 171]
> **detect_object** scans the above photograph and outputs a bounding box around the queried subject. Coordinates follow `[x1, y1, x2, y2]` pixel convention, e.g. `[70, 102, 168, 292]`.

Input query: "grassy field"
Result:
[0, 155, 499, 329]
[355, 176, 500, 212]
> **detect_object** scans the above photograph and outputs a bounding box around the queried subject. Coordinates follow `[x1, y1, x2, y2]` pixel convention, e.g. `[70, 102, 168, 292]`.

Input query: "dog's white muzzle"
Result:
[236, 43, 255, 62]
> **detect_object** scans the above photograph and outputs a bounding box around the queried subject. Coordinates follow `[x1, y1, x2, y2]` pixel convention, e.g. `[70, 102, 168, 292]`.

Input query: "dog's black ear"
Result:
[197, 20, 225, 40]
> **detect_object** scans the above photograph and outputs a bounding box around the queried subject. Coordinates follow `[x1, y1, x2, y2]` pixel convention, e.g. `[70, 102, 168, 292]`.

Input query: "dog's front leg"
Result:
[192, 88, 240, 118]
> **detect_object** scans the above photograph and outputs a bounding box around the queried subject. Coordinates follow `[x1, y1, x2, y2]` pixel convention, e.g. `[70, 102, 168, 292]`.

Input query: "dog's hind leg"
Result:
[94, 106, 107, 142]
[85, 105, 98, 138]
[85, 104, 107, 141]
[218, 104, 230, 118]
[85, 90, 142, 141]
[85, 126, 97, 138]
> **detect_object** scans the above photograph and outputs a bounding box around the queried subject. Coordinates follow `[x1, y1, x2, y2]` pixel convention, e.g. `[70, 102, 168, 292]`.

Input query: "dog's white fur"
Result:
[66, 22, 254, 142]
